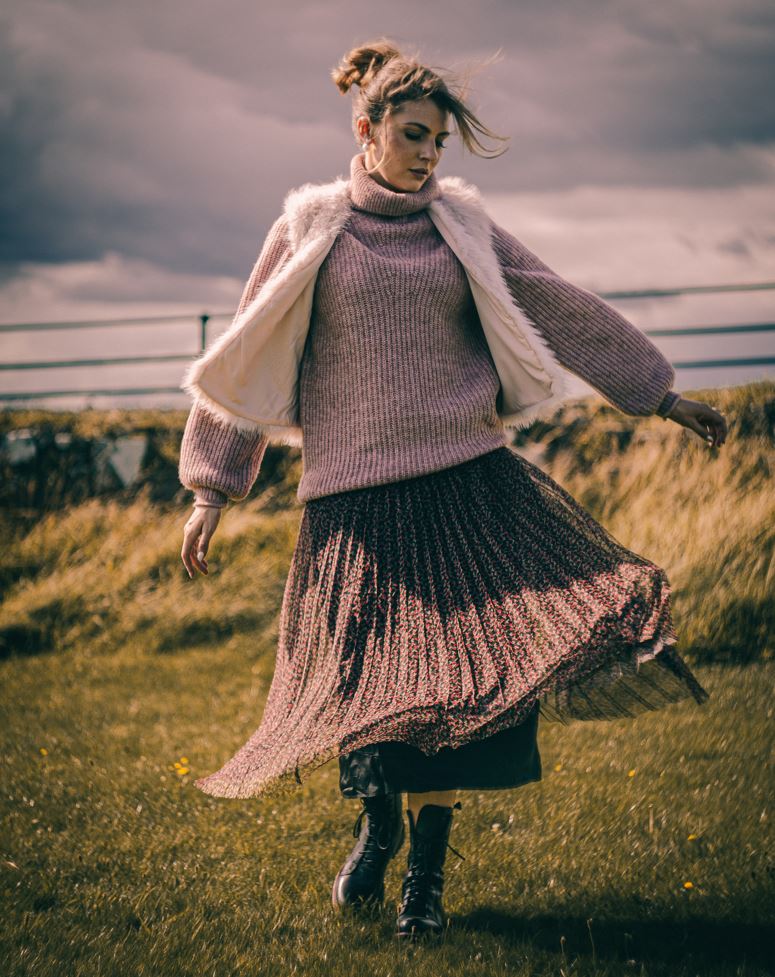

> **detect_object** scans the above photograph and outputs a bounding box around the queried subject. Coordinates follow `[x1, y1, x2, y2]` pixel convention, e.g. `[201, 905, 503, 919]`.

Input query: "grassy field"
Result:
[1, 381, 773, 975]
[2, 652, 772, 975]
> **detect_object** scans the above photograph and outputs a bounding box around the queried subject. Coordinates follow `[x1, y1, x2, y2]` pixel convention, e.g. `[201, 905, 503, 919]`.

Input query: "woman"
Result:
[178, 40, 725, 941]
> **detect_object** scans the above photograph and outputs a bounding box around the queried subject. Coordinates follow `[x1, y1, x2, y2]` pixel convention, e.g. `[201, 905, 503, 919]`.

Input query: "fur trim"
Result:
[282, 175, 350, 252]
[500, 393, 570, 432]
[181, 385, 265, 435]
[184, 389, 303, 447]
[179, 177, 353, 434]
[432, 176, 574, 426]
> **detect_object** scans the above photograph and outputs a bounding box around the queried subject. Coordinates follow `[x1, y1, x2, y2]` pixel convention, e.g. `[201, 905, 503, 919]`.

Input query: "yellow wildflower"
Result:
[683, 881, 694, 889]
[177, 767, 190, 776]
[554, 762, 562, 771]
[39, 747, 48, 756]
[628, 769, 636, 777]
[180, 756, 189, 764]
[688, 833, 697, 841]
[174, 761, 182, 769]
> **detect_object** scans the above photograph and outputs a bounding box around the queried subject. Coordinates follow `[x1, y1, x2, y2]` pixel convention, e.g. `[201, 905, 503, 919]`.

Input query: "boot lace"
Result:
[401, 841, 466, 911]
[351, 800, 397, 870]
[401, 801, 466, 908]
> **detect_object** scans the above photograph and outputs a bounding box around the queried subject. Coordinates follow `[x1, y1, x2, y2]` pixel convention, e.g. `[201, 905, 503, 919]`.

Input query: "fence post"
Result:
[199, 313, 210, 353]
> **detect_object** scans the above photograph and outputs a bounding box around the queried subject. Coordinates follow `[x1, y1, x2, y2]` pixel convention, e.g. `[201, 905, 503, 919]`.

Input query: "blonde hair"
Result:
[331, 38, 510, 171]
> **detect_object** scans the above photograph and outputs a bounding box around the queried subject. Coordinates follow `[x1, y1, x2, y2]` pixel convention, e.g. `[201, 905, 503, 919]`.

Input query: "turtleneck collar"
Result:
[348, 151, 441, 217]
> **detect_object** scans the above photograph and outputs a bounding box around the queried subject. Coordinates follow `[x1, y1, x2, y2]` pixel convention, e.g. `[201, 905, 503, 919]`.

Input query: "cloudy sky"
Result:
[2, 0, 774, 407]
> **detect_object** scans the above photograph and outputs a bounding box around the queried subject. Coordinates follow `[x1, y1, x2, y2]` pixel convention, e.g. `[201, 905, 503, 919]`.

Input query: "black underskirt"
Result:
[338, 699, 541, 797]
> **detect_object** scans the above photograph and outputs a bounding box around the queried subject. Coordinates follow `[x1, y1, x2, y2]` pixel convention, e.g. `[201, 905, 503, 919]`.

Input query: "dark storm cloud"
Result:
[2, 0, 774, 284]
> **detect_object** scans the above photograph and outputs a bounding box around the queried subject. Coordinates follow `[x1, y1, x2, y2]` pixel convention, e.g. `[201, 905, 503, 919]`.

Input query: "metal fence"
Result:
[1, 280, 774, 402]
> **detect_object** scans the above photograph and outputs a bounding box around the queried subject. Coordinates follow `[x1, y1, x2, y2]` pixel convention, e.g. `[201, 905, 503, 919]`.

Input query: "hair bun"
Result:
[331, 40, 402, 94]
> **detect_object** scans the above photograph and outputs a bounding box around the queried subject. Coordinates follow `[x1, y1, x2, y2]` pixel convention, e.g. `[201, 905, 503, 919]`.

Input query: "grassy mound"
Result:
[1, 380, 772, 665]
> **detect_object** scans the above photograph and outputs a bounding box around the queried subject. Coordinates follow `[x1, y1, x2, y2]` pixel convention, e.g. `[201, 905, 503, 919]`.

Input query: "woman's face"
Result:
[358, 97, 450, 193]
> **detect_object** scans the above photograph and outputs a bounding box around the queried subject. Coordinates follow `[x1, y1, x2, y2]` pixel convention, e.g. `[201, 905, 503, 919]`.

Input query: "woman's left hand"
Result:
[667, 396, 727, 448]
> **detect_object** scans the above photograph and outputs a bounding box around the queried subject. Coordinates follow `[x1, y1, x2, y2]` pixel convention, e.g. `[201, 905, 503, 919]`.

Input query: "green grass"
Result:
[1, 379, 774, 974]
[1, 650, 772, 975]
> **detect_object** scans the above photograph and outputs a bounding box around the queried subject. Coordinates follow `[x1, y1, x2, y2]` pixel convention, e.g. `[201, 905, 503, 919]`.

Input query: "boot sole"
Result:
[332, 883, 385, 912]
[395, 919, 445, 940]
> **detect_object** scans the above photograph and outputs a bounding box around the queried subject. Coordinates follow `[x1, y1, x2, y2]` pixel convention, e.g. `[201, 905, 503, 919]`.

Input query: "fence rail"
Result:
[1, 280, 774, 403]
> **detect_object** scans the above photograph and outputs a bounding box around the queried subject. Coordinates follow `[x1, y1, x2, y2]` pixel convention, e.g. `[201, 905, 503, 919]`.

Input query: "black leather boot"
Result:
[331, 791, 405, 911]
[395, 801, 465, 940]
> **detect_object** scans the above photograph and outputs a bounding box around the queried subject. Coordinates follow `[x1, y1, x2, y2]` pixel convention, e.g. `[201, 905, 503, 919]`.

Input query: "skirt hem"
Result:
[194, 639, 708, 801]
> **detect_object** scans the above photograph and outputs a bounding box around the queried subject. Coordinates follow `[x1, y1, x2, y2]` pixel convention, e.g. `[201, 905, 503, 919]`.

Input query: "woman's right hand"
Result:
[181, 505, 223, 578]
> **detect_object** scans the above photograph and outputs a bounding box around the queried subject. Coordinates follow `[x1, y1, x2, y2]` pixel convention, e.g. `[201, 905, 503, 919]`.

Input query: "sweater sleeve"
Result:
[490, 220, 679, 417]
[178, 214, 292, 506]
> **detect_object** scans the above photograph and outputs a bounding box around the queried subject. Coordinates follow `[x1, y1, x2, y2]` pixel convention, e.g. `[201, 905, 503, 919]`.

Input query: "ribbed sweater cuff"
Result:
[655, 390, 681, 419]
[193, 486, 229, 506]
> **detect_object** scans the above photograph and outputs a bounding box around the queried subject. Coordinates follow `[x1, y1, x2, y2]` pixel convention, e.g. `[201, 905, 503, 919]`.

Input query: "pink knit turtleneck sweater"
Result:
[179, 152, 679, 508]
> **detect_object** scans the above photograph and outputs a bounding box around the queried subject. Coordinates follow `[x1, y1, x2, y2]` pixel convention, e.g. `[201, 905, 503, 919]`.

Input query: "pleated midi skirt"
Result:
[194, 445, 710, 801]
